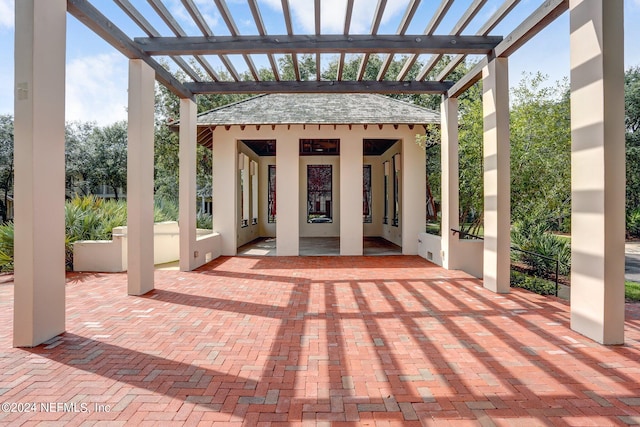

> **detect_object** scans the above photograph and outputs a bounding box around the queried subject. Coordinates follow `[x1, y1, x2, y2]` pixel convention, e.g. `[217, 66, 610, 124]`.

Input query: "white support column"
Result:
[212, 132, 237, 255]
[13, 0, 66, 347]
[276, 134, 299, 256]
[127, 60, 155, 295]
[179, 99, 197, 271]
[402, 133, 426, 255]
[482, 57, 511, 294]
[441, 96, 460, 270]
[569, 0, 625, 344]
[340, 136, 363, 255]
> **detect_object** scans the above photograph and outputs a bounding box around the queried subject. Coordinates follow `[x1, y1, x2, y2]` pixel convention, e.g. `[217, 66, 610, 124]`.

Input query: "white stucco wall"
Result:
[73, 222, 220, 272]
[212, 124, 424, 252]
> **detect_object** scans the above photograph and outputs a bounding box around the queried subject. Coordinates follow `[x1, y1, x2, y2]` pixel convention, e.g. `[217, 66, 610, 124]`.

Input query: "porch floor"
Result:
[1, 256, 640, 426]
[238, 236, 403, 256]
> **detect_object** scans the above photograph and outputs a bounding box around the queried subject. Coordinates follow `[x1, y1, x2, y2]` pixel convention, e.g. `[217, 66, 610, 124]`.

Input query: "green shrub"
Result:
[627, 209, 640, 237]
[154, 197, 179, 222]
[510, 271, 557, 296]
[0, 222, 14, 272]
[626, 281, 640, 302]
[511, 219, 570, 277]
[197, 211, 213, 230]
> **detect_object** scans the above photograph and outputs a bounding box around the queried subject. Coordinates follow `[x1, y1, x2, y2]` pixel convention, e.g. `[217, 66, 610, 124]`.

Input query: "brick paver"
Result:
[1, 256, 639, 426]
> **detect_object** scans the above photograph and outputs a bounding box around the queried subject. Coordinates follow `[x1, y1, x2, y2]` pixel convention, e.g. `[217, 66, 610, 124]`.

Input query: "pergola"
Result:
[13, 0, 624, 347]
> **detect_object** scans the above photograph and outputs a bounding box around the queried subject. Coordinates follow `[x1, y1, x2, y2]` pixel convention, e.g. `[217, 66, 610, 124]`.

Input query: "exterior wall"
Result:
[418, 233, 484, 278]
[237, 142, 261, 247]
[73, 222, 220, 272]
[211, 125, 424, 251]
[379, 141, 403, 247]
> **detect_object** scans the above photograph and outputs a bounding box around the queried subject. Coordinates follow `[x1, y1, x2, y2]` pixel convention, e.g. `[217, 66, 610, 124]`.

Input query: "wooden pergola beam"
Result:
[185, 80, 454, 94]
[135, 34, 503, 56]
[447, 0, 569, 98]
[67, 0, 194, 100]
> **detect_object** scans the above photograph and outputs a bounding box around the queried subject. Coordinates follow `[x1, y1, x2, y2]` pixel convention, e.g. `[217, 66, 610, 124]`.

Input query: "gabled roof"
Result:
[196, 93, 440, 126]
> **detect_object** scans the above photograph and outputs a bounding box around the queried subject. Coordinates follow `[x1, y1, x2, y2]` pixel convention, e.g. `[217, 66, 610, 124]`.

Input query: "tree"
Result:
[0, 115, 13, 221]
[65, 121, 96, 197]
[625, 66, 640, 226]
[509, 73, 571, 231]
[86, 122, 128, 200]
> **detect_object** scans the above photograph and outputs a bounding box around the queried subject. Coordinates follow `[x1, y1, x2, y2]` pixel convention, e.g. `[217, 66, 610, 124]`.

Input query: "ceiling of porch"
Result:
[66, 0, 569, 101]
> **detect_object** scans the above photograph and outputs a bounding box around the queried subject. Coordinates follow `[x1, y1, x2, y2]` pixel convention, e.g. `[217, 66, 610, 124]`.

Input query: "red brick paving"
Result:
[1, 255, 640, 426]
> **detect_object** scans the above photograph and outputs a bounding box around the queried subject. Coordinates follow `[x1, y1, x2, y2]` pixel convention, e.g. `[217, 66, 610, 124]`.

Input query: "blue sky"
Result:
[1, 0, 639, 125]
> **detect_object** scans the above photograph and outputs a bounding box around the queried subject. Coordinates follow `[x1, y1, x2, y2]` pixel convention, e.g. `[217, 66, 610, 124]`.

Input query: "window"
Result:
[392, 154, 400, 227]
[251, 160, 258, 225]
[383, 161, 389, 224]
[240, 153, 249, 227]
[268, 165, 276, 223]
[307, 165, 332, 223]
[300, 139, 339, 155]
[363, 165, 372, 223]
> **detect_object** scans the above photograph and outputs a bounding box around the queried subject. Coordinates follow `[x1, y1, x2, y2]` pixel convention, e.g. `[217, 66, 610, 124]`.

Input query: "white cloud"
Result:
[65, 53, 128, 125]
[0, 0, 14, 29]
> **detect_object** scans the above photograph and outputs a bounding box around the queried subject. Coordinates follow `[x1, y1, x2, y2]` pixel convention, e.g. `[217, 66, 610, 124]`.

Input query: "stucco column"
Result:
[569, 0, 625, 344]
[179, 99, 197, 270]
[482, 57, 510, 294]
[441, 96, 460, 269]
[402, 131, 426, 255]
[212, 131, 237, 255]
[340, 136, 363, 255]
[127, 60, 155, 295]
[276, 133, 299, 255]
[13, 0, 66, 347]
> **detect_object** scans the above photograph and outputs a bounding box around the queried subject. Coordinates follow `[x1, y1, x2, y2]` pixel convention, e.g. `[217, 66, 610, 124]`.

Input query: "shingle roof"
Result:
[195, 93, 440, 126]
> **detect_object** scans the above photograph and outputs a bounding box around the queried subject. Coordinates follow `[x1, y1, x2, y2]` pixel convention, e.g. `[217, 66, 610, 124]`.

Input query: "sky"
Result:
[1, 0, 640, 126]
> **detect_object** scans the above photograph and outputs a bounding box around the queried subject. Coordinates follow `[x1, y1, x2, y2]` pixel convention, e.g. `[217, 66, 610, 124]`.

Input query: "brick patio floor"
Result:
[1, 256, 640, 426]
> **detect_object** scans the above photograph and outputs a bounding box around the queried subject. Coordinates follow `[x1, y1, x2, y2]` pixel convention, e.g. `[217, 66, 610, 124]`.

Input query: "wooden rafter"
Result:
[315, 0, 321, 81]
[377, 0, 422, 81]
[281, 0, 300, 81]
[447, 0, 569, 98]
[66, 0, 194, 100]
[115, 0, 201, 82]
[65, 0, 569, 100]
[436, 0, 521, 82]
[177, 0, 240, 81]
[147, 0, 220, 82]
[415, 0, 487, 81]
[213, 0, 260, 81]
[135, 35, 503, 56]
[357, 0, 388, 81]
[185, 80, 453, 94]
[337, 0, 355, 81]
[248, 0, 280, 81]
[396, 0, 455, 81]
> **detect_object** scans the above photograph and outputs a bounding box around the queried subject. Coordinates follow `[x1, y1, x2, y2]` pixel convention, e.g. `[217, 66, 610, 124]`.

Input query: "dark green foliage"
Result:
[511, 219, 571, 277]
[626, 281, 640, 302]
[627, 208, 640, 237]
[0, 115, 13, 221]
[0, 221, 14, 272]
[196, 211, 213, 230]
[510, 271, 557, 296]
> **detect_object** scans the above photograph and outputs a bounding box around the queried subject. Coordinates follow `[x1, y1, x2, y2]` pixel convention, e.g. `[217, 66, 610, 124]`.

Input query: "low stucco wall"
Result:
[417, 232, 484, 278]
[417, 233, 443, 265]
[73, 221, 220, 272]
